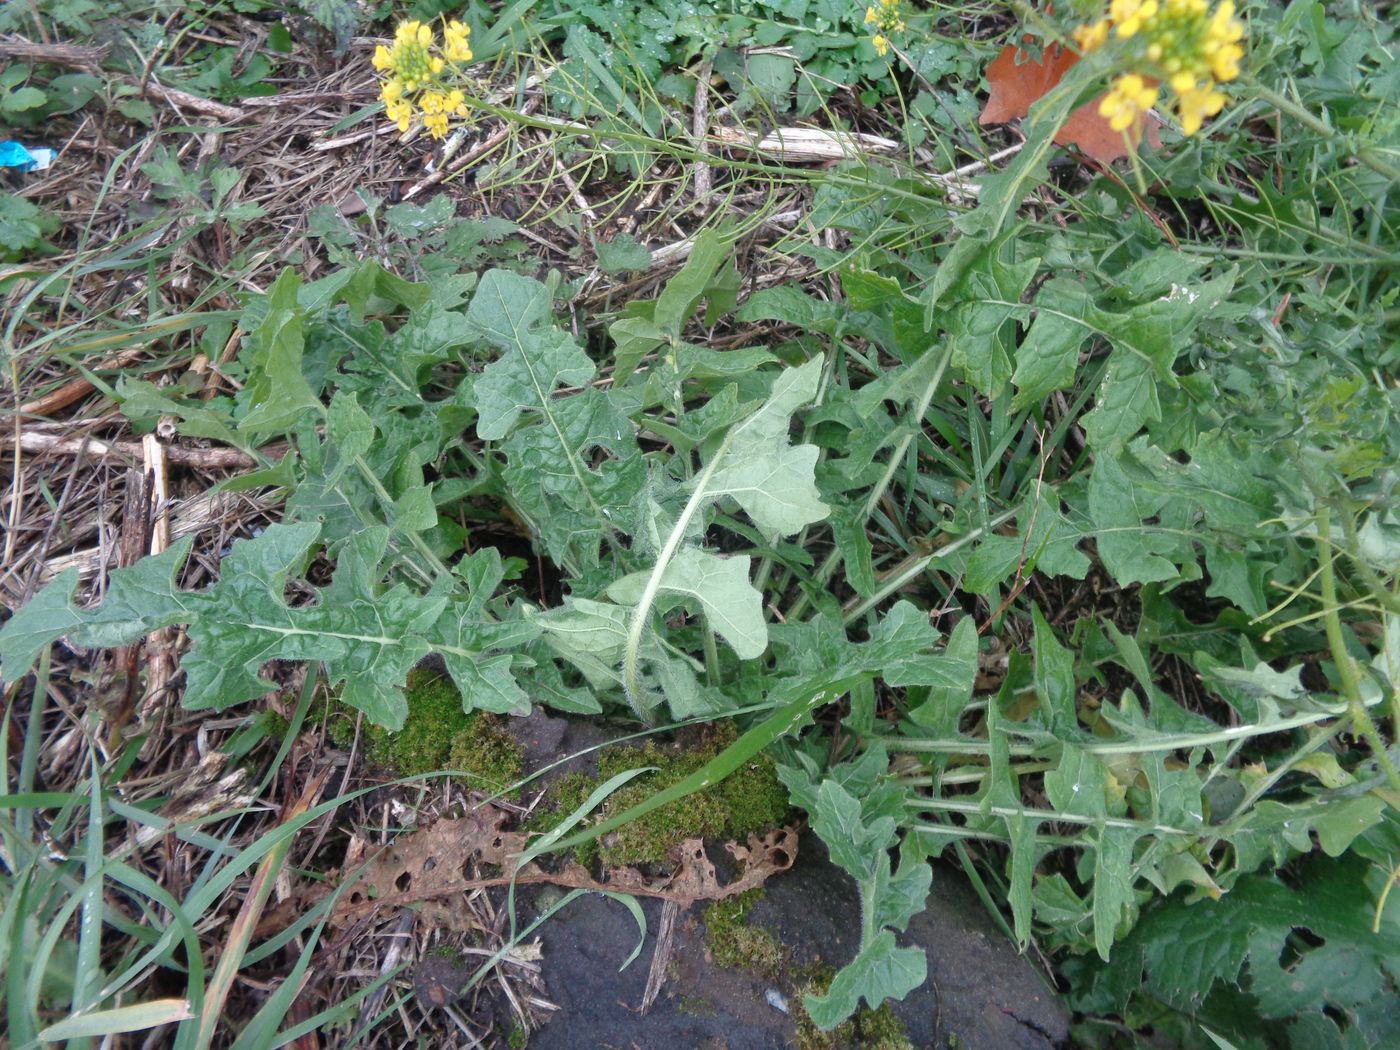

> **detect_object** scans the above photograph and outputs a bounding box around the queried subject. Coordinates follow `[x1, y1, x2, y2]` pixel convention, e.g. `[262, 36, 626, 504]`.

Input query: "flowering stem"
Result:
[1250, 82, 1400, 183]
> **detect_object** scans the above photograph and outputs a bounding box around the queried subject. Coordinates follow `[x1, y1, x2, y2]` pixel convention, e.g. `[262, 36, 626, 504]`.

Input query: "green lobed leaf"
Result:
[842, 267, 933, 360]
[324, 390, 374, 485]
[736, 285, 844, 332]
[1031, 604, 1076, 737]
[964, 485, 1089, 595]
[947, 238, 1038, 398]
[1088, 450, 1190, 585]
[905, 616, 978, 733]
[467, 270, 596, 440]
[811, 778, 896, 885]
[1044, 745, 1109, 822]
[0, 538, 201, 685]
[829, 502, 877, 598]
[803, 931, 927, 1031]
[593, 232, 653, 274]
[237, 269, 323, 434]
[872, 852, 934, 933]
[1101, 851, 1400, 1040]
[653, 228, 731, 337]
[608, 316, 664, 383]
[704, 357, 830, 535]
[657, 547, 767, 660]
[1092, 825, 1137, 961]
[1011, 276, 1097, 410]
[501, 387, 643, 570]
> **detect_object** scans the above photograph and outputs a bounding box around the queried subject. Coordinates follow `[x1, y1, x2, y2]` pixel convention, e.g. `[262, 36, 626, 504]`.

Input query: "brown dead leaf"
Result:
[314, 821, 802, 932]
[980, 42, 1162, 164]
[341, 807, 533, 933]
[255, 806, 806, 941]
[589, 829, 799, 904]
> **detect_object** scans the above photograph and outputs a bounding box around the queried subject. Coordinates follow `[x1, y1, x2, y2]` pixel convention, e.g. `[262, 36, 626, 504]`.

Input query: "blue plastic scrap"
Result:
[0, 141, 56, 172]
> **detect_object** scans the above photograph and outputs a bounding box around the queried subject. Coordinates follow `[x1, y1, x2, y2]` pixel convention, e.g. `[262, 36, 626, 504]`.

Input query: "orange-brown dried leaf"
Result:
[980, 42, 1161, 164]
[311, 820, 802, 936]
[325, 806, 535, 933]
[552, 828, 798, 904]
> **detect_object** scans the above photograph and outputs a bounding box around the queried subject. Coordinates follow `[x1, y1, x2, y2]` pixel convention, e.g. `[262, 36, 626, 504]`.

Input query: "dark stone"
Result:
[507, 705, 615, 793]
[526, 833, 1068, 1049]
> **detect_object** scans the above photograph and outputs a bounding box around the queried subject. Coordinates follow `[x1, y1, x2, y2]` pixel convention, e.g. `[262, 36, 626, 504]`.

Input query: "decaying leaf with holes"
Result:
[276, 807, 802, 937]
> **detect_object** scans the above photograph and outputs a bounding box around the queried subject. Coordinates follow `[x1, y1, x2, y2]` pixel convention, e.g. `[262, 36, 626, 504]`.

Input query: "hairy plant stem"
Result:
[1316, 506, 1400, 801]
[888, 699, 1359, 756]
[350, 454, 453, 585]
[622, 431, 734, 722]
[702, 618, 721, 688]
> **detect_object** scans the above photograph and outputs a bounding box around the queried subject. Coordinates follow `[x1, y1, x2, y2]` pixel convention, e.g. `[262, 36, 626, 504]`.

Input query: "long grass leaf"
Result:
[37, 999, 193, 1041]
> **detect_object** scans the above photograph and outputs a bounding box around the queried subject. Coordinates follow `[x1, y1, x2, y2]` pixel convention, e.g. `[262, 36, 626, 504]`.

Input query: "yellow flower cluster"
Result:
[1075, 0, 1246, 136]
[863, 0, 906, 58]
[372, 19, 474, 139]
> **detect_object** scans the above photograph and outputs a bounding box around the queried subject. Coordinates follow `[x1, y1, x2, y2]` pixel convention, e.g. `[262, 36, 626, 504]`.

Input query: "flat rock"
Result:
[525, 832, 1068, 1049]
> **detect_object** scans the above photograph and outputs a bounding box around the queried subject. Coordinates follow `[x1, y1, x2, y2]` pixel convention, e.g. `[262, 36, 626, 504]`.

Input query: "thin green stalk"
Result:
[1250, 82, 1400, 184]
[788, 338, 956, 623]
[1316, 506, 1400, 800]
[350, 453, 453, 584]
[910, 798, 1196, 836]
[16, 649, 49, 842]
[888, 700, 1358, 757]
[950, 840, 1018, 945]
[701, 618, 721, 689]
[898, 760, 1054, 787]
[841, 508, 1019, 625]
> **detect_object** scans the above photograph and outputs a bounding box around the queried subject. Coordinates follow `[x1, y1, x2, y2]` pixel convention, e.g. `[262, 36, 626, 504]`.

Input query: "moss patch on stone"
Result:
[703, 888, 785, 976]
[323, 668, 523, 797]
[854, 1002, 916, 1050]
[791, 966, 915, 1050]
[445, 712, 524, 798]
[526, 722, 790, 868]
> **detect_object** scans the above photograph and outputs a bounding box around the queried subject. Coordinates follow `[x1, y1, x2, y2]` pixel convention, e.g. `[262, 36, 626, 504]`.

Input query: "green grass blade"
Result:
[37, 999, 193, 1042]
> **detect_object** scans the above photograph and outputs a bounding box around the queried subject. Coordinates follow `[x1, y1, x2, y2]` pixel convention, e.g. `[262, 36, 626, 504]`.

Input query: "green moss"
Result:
[507, 1024, 528, 1049]
[704, 889, 784, 976]
[256, 709, 291, 741]
[792, 967, 853, 1050]
[677, 995, 717, 1016]
[447, 712, 523, 799]
[526, 722, 790, 867]
[854, 1002, 915, 1050]
[322, 668, 523, 796]
[789, 967, 912, 1050]
[362, 668, 466, 773]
